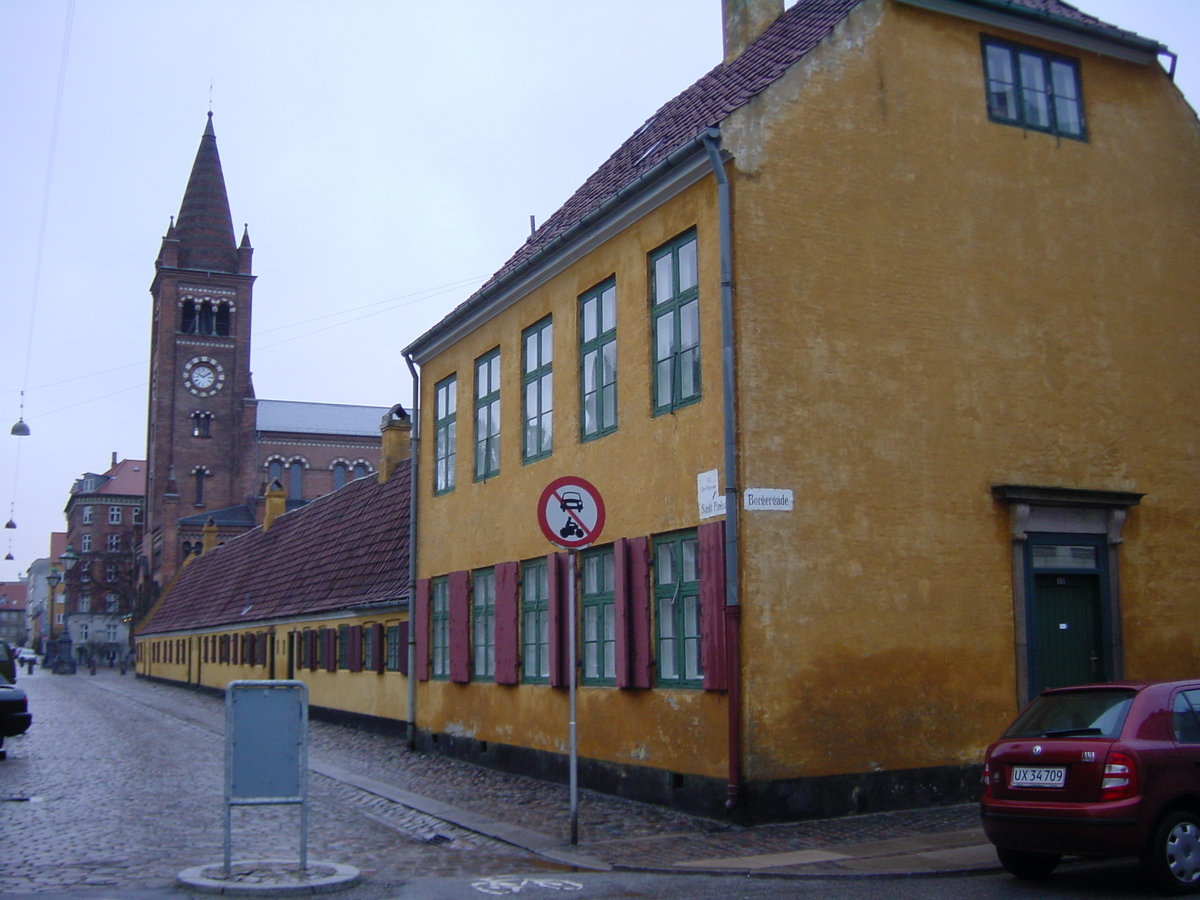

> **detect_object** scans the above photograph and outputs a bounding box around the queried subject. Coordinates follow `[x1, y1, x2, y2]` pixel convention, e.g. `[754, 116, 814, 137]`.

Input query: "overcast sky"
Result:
[1, 0, 1197, 583]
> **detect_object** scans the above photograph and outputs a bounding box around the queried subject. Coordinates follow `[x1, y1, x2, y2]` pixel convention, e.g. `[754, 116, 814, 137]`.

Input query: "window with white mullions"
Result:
[473, 568, 495, 680]
[434, 375, 457, 494]
[431, 577, 450, 679]
[475, 350, 501, 480]
[983, 37, 1085, 140]
[651, 233, 700, 414]
[654, 531, 702, 686]
[522, 317, 553, 463]
[522, 559, 550, 682]
[582, 547, 616, 684]
[580, 280, 617, 440]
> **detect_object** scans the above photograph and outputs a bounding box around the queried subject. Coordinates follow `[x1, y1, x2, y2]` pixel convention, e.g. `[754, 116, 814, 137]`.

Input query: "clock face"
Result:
[183, 357, 225, 397]
[190, 366, 215, 389]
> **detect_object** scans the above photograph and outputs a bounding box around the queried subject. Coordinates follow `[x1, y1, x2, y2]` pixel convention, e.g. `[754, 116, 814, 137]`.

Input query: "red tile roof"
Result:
[405, 0, 1159, 359]
[99, 459, 147, 496]
[138, 461, 410, 634]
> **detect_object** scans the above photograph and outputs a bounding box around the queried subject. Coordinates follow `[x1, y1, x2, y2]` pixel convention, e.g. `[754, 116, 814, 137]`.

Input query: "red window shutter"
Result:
[448, 570, 471, 683]
[628, 536, 653, 689]
[397, 621, 410, 676]
[699, 520, 728, 691]
[547, 552, 568, 688]
[614, 539, 631, 688]
[349, 625, 363, 672]
[415, 578, 431, 681]
[493, 561, 520, 684]
[372, 623, 386, 674]
[324, 628, 337, 673]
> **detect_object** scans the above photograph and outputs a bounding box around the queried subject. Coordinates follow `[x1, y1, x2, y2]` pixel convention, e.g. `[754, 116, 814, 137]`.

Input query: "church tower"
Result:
[143, 113, 258, 586]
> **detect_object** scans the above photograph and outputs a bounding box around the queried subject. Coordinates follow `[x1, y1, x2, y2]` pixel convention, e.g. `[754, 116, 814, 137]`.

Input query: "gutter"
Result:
[895, 0, 1169, 67]
[403, 352, 421, 751]
[702, 129, 743, 814]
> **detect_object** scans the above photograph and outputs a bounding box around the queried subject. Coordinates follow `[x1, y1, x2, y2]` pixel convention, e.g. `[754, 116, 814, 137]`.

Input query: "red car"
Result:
[982, 680, 1200, 893]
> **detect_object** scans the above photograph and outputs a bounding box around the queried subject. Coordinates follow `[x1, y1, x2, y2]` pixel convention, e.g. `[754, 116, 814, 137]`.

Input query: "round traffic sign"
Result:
[537, 476, 606, 549]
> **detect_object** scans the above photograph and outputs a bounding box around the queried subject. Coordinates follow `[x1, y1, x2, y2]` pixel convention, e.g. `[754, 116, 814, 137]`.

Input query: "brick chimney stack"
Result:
[722, 0, 783, 64]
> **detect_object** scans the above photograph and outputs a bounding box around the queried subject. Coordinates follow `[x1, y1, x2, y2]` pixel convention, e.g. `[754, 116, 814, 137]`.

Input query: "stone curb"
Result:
[177, 860, 361, 895]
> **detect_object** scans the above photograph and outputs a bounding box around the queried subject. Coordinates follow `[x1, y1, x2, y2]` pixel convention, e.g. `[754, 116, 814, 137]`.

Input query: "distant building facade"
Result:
[61, 458, 145, 665]
[0, 581, 28, 648]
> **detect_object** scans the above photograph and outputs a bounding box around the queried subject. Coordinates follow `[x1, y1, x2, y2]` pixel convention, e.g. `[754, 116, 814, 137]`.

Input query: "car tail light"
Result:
[1100, 750, 1139, 801]
[982, 760, 993, 798]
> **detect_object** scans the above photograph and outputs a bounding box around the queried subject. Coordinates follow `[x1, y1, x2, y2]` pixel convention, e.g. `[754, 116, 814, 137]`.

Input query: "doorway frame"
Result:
[993, 484, 1143, 704]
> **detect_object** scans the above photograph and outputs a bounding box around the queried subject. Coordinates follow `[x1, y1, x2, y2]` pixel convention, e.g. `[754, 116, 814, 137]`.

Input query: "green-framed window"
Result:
[475, 350, 501, 480]
[982, 37, 1085, 140]
[650, 232, 700, 414]
[580, 280, 617, 440]
[654, 530, 702, 687]
[337, 624, 349, 670]
[522, 317, 553, 463]
[431, 577, 450, 679]
[522, 559, 550, 682]
[581, 546, 616, 684]
[386, 624, 401, 672]
[434, 375, 457, 494]
[473, 568, 495, 680]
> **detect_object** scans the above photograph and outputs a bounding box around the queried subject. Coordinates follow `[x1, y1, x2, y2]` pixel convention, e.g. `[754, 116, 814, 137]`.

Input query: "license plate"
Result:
[1010, 766, 1066, 788]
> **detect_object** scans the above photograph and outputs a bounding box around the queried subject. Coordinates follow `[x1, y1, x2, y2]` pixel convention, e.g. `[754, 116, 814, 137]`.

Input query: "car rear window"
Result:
[1004, 689, 1136, 739]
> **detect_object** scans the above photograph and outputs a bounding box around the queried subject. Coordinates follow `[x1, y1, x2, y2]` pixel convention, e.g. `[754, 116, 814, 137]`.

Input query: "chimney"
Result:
[263, 479, 286, 532]
[378, 404, 412, 484]
[201, 517, 219, 554]
[111, 451, 118, 468]
[722, 0, 784, 64]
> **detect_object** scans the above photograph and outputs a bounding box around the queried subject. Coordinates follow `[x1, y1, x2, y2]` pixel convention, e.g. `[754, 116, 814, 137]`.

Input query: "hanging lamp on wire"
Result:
[10, 391, 30, 436]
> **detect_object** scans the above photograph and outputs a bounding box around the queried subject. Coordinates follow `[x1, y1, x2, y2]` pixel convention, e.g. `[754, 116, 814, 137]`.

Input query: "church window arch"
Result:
[191, 411, 213, 438]
[287, 458, 309, 501]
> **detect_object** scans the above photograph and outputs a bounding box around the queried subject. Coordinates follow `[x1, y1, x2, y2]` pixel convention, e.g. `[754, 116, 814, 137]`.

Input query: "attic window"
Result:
[982, 37, 1085, 141]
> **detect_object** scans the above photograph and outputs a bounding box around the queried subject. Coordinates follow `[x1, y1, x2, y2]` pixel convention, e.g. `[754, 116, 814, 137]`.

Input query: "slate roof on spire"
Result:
[174, 112, 239, 273]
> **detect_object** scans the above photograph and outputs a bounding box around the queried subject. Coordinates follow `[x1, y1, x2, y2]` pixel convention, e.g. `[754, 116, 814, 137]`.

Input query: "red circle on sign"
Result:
[537, 476, 606, 549]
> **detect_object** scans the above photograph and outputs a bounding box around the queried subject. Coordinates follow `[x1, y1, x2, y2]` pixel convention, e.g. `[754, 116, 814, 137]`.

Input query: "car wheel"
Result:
[996, 847, 1061, 879]
[1142, 811, 1200, 895]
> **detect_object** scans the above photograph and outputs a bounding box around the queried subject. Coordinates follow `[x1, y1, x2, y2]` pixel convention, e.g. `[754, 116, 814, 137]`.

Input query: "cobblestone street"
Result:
[0, 668, 556, 893]
[0, 666, 990, 896]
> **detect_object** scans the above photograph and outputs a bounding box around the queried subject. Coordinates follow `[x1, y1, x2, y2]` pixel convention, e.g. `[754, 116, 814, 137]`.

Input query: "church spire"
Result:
[174, 112, 238, 273]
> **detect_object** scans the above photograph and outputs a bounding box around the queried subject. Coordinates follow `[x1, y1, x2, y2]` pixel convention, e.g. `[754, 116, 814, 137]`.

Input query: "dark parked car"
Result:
[982, 680, 1200, 893]
[0, 641, 15, 684]
[0, 673, 31, 760]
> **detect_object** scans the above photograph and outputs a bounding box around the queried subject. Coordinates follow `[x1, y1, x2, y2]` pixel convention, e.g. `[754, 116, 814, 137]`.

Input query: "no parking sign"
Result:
[537, 476, 605, 549]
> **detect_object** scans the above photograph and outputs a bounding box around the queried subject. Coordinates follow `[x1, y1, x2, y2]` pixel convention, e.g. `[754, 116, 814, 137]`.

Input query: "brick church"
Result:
[141, 113, 388, 593]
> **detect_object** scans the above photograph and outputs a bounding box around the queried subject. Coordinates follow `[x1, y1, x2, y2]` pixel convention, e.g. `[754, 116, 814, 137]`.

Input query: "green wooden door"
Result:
[1033, 573, 1103, 692]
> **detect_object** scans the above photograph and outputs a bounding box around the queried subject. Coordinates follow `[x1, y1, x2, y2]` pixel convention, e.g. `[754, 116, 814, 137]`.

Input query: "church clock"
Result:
[183, 356, 226, 397]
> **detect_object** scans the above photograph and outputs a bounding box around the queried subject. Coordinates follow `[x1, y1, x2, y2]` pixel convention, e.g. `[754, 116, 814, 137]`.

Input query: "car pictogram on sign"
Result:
[537, 477, 606, 549]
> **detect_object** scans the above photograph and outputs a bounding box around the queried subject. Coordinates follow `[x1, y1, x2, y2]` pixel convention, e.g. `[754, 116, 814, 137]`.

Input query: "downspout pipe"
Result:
[702, 127, 743, 814]
[403, 351, 421, 751]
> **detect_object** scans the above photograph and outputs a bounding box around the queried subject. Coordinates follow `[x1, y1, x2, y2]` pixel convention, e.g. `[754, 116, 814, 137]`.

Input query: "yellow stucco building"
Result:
[402, 0, 1200, 819]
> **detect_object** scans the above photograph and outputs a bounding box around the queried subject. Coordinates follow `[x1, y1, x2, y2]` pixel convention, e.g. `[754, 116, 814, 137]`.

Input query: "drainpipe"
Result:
[404, 352, 421, 751]
[702, 128, 743, 813]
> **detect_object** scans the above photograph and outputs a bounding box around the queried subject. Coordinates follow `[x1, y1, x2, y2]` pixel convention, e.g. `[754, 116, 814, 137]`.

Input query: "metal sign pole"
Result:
[568, 546, 579, 845]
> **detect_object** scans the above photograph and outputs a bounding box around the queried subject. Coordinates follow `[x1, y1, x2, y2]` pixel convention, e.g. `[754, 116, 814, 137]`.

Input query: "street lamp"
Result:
[43, 571, 61, 661]
[57, 547, 79, 673]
